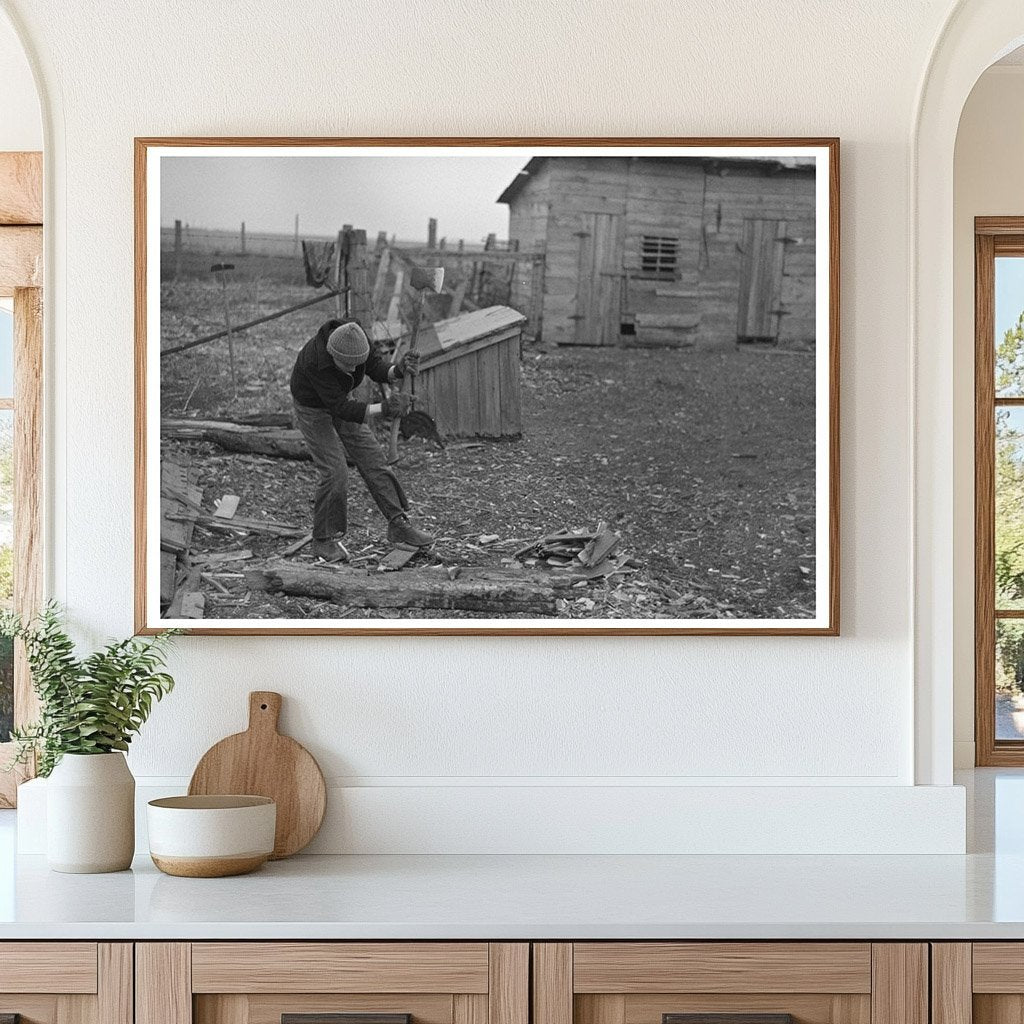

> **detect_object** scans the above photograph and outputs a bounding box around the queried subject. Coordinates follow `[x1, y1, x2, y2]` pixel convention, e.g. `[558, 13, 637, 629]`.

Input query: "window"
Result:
[975, 219, 1024, 764]
[0, 305, 12, 746]
[0, 150, 43, 806]
[639, 234, 679, 278]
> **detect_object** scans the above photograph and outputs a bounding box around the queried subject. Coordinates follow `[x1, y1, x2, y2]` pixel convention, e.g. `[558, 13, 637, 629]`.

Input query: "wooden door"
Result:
[533, 943, 927, 1024]
[737, 218, 787, 342]
[937, 943, 1024, 1024]
[573, 213, 624, 346]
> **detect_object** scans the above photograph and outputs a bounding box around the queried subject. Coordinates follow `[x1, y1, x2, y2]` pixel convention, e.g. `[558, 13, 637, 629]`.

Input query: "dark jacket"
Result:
[289, 319, 392, 423]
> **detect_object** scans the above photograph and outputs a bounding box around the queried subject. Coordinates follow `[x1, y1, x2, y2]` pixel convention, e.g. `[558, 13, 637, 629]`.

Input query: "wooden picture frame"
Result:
[135, 137, 840, 636]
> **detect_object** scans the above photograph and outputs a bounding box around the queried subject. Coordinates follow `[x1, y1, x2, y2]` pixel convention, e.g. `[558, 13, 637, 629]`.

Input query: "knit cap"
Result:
[327, 322, 370, 364]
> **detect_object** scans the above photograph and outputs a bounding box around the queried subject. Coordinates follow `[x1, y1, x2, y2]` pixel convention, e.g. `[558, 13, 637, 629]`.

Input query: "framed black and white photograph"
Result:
[135, 137, 839, 635]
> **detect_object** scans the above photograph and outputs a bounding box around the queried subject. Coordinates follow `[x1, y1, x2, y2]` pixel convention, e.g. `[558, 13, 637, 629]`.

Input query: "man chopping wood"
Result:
[290, 318, 434, 562]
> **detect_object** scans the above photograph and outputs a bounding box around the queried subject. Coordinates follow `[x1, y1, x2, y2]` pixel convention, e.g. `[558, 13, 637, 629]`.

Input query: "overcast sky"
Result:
[160, 154, 528, 243]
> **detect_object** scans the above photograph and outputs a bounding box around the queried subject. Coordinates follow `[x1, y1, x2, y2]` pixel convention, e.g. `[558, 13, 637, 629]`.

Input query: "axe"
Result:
[388, 265, 444, 463]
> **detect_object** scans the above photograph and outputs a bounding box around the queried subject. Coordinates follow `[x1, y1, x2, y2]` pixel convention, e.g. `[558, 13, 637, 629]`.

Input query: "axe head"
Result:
[408, 265, 445, 293]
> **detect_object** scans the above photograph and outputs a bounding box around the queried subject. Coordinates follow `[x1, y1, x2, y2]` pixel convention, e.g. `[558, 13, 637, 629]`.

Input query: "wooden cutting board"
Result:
[188, 691, 326, 859]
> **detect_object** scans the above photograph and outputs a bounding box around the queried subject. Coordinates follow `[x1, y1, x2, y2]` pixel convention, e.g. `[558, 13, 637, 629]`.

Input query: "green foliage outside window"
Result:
[996, 312, 1024, 693]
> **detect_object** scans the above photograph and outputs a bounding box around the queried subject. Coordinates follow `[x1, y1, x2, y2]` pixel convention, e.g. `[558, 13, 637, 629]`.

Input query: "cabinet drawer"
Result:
[572, 944, 872, 994]
[0, 942, 98, 994]
[139, 943, 528, 1024]
[191, 943, 491, 994]
[534, 944, 926, 1024]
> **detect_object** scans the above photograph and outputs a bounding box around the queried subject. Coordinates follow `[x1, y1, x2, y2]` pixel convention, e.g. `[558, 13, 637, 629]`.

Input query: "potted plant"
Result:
[2, 603, 178, 873]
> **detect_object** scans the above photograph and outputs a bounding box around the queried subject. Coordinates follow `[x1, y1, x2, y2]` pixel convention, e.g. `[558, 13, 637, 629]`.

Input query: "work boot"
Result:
[311, 538, 350, 563]
[387, 515, 435, 550]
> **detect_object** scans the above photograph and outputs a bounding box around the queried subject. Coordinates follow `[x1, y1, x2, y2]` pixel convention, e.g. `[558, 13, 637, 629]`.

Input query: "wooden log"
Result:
[247, 561, 573, 614]
[162, 419, 310, 459]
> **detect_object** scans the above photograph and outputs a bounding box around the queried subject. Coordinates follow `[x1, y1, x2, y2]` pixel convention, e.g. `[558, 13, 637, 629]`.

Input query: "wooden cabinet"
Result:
[0, 943, 132, 1024]
[932, 943, 1024, 1024]
[0, 938, 954, 1024]
[532, 944, 928, 1024]
[136, 944, 528, 1024]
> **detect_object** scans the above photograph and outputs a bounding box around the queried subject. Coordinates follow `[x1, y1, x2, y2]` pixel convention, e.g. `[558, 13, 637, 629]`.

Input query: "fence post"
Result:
[371, 246, 391, 319]
[293, 213, 299, 255]
[474, 232, 497, 304]
[347, 229, 372, 333]
[173, 219, 182, 280]
[427, 217, 437, 250]
[339, 230, 352, 317]
[240, 221, 246, 255]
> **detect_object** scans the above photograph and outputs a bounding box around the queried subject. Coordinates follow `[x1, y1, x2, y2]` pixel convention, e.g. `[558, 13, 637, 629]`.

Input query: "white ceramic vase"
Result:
[46, 752, 135, 873]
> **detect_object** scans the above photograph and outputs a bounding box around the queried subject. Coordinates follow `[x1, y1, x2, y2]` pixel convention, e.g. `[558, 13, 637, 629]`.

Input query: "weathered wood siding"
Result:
[539, 157, 627, 346]
[415, 309, 525, 439]
[700, 165, 816, 346]
[621, 158, 704, 348]
[507, 163, 550, 337]
[504, 157, 816, 349]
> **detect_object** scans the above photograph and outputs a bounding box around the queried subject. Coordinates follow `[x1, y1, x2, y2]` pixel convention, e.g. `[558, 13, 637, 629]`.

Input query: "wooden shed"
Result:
[413, 305, 526, 439]
[499, 155, 817, 349]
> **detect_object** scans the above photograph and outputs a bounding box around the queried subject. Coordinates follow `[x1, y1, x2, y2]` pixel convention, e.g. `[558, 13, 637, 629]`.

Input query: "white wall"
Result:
[0, 11, 39, 151]
[0, 0, 972, 852]
[952, 65, 1024, 767]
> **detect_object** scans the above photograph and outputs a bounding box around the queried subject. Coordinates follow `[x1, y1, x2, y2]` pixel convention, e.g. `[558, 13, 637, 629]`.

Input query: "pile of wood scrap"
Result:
[160, 458, 205, 618]
[514, 523, 631, 580]
[162, 457, 313, 619]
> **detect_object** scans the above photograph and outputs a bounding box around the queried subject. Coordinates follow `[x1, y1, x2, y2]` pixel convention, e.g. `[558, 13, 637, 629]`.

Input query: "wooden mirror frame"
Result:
[0, 152, 43, 807]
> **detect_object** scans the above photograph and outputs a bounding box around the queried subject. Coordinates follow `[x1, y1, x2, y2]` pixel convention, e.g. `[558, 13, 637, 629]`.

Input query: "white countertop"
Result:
[0, 769, 1021, 941]
[0, 849, 1022, 940]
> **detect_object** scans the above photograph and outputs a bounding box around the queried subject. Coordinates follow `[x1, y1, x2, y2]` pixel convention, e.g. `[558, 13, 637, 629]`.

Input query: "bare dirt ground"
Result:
[160, 274, 817, 621]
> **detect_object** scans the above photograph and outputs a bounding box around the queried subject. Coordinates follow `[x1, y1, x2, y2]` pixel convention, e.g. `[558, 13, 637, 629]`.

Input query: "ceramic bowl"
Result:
[147, 795, 276, 877]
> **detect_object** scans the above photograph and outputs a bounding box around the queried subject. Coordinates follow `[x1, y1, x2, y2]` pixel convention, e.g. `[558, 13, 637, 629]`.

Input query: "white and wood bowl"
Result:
[147, 795, 276, 877]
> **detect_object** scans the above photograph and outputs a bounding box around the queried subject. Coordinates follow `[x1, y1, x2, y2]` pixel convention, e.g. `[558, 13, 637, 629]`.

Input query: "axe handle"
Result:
[387, 292, 424, 463]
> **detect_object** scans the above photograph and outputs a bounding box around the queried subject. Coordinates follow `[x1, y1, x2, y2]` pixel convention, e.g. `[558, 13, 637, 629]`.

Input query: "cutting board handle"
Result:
[248, 691, 282, 734]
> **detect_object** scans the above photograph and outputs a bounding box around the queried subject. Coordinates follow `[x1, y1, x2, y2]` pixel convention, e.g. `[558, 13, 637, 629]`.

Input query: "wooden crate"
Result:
[414, 306, 526, 439]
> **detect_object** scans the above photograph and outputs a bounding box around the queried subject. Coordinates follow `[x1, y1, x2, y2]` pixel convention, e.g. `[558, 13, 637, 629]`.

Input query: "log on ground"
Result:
[163, 419, 310, 459]
[247, 560, 574, 614]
